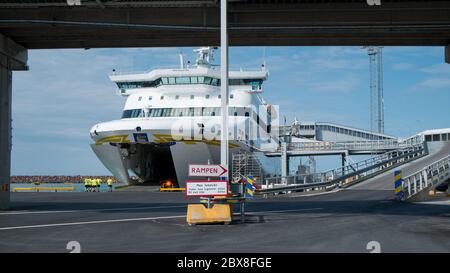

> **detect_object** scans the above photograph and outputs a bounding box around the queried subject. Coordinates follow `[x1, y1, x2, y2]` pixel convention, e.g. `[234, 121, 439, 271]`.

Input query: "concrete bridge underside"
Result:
[1, 1, 450, 48]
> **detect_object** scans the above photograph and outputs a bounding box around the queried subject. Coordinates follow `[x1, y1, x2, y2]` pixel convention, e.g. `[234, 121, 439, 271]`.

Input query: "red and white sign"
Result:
[185, 180, 229, 197]
[188, 164, 228, 177]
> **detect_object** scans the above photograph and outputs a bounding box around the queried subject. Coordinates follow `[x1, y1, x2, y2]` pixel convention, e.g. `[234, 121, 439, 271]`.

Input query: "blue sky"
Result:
[11, 46, 450, 175]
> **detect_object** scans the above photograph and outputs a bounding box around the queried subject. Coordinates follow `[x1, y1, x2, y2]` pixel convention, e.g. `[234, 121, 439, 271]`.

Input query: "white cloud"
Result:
[306, 77, 361, 93]
[392, 62, 416, 70]
[420, 78, 450, 90]
[420, 63, 450, 74]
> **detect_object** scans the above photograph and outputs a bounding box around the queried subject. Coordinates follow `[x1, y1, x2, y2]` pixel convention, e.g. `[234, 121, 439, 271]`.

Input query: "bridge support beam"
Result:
[341, 151, 349, 175]
[446, 45, 450, 64]
[0, 33, 27, 210]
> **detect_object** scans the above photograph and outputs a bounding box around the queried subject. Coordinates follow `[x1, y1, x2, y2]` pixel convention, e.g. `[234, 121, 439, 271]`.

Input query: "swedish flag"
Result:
[246, 175, 255, 199]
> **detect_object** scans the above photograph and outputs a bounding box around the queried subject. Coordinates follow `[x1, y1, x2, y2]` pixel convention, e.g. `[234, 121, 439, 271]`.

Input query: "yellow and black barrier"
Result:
[394, 170, 404, 200]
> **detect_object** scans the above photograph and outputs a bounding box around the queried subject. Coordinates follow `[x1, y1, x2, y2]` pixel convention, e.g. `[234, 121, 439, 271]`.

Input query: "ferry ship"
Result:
[89, 47, 279, 186]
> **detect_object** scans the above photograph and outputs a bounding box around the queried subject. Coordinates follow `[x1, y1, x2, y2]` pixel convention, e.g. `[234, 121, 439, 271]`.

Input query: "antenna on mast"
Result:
[178, 50, 186, 69]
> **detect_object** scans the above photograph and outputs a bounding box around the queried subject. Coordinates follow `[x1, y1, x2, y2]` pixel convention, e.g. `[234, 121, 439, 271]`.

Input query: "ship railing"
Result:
[109, 65, 264, 76]
[281, 139, 423, 153]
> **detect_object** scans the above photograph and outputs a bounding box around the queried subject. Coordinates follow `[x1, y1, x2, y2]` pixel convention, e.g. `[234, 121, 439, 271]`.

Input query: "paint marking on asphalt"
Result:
[0, 205, 187, 216]
[0, 207, 323, 231]
[247, 207, 323, 214]
[0, 215, 187, 231]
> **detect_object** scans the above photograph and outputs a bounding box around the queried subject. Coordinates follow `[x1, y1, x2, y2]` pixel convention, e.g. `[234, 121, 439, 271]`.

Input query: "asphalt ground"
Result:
[0, 188, 448, 253]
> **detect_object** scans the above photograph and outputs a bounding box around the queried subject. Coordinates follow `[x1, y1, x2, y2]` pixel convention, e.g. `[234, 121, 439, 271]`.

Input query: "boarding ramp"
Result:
[401, 155, 450, 201]
[259, 143, 426, 195]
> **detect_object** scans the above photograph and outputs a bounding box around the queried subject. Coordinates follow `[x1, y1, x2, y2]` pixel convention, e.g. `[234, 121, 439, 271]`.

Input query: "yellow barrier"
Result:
[13, 187, 75, 192]
[186, 204, 232, 225]
[159, 187, 185, 192]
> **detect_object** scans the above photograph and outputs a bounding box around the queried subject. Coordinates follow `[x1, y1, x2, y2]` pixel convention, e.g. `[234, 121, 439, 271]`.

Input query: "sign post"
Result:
[220, 0, 229, 180]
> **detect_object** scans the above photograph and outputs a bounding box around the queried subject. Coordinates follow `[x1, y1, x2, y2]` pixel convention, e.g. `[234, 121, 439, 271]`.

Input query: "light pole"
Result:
[220, 0, 229, 180]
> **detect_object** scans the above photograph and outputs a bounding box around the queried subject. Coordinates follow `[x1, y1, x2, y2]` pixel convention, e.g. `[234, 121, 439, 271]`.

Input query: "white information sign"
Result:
[185, 180, 228, 197]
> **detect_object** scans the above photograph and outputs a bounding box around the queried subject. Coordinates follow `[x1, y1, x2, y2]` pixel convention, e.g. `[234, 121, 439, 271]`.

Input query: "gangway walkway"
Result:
[264, 139, 423, 157]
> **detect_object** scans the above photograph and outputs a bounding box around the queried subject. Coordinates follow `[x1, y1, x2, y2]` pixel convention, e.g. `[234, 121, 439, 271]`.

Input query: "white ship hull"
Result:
[90, 117, 253, 187]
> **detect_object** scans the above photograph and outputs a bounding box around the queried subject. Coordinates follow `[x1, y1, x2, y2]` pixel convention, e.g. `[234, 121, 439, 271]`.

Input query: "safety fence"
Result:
[402, 154, 450, 200]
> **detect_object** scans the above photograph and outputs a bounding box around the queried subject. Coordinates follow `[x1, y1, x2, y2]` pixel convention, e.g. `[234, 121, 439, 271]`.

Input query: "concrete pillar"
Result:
[446, 45, 450, 64]
[0, 34, 28, 210]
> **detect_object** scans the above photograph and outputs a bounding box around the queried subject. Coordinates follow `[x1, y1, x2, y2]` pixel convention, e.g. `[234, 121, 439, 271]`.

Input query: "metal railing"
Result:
[402, 155, 450, 200]
[260, 144, 427, 194]
[280, 139, 423, 153]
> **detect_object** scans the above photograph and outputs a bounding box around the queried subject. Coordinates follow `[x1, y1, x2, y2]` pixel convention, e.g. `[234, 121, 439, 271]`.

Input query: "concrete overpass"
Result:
[2, 0, 450, 209]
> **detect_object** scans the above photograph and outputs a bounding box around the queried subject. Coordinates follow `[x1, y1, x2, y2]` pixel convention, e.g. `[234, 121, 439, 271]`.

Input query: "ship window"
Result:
[190, 95, 194, 99]
[161, 108, 171, 117]
[176, 77, 190, 84]
[448, 133, 450, 141]
[442, 134, 447, 141]
[188, 108, 194, 116]
[194, 108, 202, 116]
[433, 134, 440, 141]
[205, 95, 210, 99]
[175, 95, 179, 100]
[425, 135, 432, 142]
[138, 96, 142, 101]
[148, 96, 152, 100]
[234, 112, 238, 116]
[230, 94, 234, 99]
[121, 110, 132, 119]
[162, 77, 168, 84]
[149, 108, 157, 117]
[229, 79, 241, 85]
[245, 112, 249, 117]
[203, 77, 212, 85]
[129, 109, 142, 118]
[198, 76, 204, 84]
[218, 95, 221, 99]
[211, 78, 219, 86]
[191, 77, 198, 84]
[160, 96, 164, 100]
[153, 78, 162, 87]
[168, 77, 176, 85]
